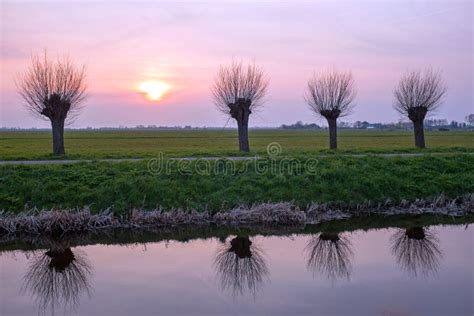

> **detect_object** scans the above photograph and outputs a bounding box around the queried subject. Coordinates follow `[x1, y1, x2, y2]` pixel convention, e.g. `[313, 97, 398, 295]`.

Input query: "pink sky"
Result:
[1, 0, 472, 128]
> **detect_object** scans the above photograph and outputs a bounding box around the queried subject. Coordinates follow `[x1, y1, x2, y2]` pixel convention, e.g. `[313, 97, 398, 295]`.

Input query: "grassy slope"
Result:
[1, 155, 472, 213]
[0, 129, 473, 160]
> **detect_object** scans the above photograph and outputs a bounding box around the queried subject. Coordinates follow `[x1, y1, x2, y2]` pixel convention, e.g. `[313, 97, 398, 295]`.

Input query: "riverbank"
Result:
[1, 155, 473, 213]
[1, 194, 472, 238]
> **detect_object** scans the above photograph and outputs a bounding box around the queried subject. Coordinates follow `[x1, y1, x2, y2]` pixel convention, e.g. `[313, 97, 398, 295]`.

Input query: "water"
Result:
[1, 224, 472, 316]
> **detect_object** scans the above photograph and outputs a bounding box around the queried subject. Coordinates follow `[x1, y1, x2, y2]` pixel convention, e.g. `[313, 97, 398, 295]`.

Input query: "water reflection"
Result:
[305, 232, 353, 281]
[391, 226, 442, 277]
[214, 236, 269, 296]
[0, 224, 471, 315]
[22, 247, 92, 313]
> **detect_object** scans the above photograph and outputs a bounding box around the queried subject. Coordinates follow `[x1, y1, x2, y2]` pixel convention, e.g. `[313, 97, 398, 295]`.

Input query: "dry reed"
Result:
[0, 194, 471, 235]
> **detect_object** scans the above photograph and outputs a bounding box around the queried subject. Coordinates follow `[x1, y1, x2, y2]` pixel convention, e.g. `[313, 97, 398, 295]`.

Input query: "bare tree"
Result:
[465, 114, 474, 126]
[390, 227, 442, 277]
[22, 247, 92, 312]
[393, 69, 446, 148]
[212, 61, 268, 152]
[16, 52, 87, 156]
[305, 70, 356, 149]
[304, 232, 353, 281]
[214, 236, 268, 296]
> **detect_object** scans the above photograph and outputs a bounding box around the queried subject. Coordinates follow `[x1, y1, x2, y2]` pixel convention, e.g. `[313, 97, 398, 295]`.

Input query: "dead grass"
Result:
[0, 194, 471, 236]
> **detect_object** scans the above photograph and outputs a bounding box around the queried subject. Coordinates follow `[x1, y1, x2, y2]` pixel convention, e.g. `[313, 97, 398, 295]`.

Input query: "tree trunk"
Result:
[412, 119, 425, 149]
[237, 117, 250, 152]
[327, 117, 338, 150]
[51, 119, 66, 156]
[230, 98, 251, 153]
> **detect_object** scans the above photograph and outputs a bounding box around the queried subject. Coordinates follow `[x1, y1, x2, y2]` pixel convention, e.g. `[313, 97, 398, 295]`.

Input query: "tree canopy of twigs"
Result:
[305, 233, 353, 281]
[393, 69, 446, 121]
[390, 227, 442, 277]
[22, 248, 92, 312]
[214, 236, 268, 297]
[305, 70, 356, 119]
[16, 52, 87, 123]
[212, 61, 268, 115]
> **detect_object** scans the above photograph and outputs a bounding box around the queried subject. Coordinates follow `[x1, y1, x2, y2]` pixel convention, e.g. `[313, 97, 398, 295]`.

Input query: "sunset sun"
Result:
[138, 80, 171, 101]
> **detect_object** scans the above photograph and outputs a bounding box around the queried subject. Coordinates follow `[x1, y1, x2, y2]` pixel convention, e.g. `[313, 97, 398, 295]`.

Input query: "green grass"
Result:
[1, 130, 472, 215]
[0, 129, 473, 160]
[1, 155, 472, 213]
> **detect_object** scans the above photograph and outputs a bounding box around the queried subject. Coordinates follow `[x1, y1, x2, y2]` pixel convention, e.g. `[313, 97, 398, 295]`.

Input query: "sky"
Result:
[0, 0, 472, 128]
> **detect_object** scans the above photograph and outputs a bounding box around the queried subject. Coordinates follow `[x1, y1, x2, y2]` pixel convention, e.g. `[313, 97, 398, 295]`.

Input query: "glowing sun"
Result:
[138, 80, 171, 101]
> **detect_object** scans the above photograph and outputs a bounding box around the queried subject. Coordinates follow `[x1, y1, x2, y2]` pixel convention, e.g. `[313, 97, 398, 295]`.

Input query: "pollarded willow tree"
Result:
[16, 53, 87, 156]
[22, 247, 92, 311]
[212, 61, 268, 152]
[305, 232, 353, 281]
[390, 227, 442, 276]
[214, 236, 268, 296]
[393, 69, 446, 148]
[305, 70, 356, 150]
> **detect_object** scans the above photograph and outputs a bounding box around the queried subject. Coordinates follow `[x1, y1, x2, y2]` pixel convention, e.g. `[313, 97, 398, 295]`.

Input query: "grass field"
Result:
[1, 129, 472, 214]
[1, 155, 472, 213]
[1, 129, 473, 160]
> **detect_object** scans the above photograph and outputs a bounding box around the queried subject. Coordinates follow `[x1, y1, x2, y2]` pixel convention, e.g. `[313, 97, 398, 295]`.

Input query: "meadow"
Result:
[1, 129, 472, 214]
[1, 129, 473, 160]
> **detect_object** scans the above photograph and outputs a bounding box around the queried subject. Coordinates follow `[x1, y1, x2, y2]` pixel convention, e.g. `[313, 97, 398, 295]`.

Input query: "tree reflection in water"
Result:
[305, 232, 353, 281]
[22, 247, 92, 313]
[214, 236, 268, 296]
[391, 226, 442, 277]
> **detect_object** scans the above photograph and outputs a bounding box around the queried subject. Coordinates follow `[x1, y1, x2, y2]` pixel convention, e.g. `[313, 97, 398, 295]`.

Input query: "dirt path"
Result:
[0, 152, 472, 165]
